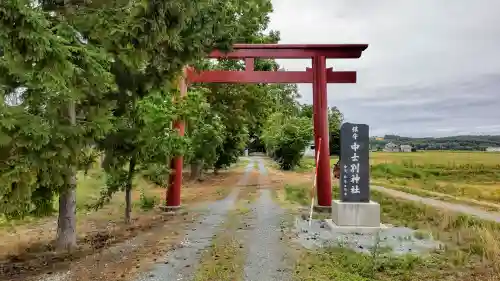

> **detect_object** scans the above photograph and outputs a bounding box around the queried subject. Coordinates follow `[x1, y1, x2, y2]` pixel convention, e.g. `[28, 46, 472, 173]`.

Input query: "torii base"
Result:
[313, 205, 332, 213]
[159, 205, 182, 214]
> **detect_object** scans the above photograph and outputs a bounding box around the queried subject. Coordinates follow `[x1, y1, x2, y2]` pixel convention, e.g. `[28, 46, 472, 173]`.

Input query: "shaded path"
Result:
[373, 185, 500, 223]
[135, 159, 256, 281]
[242, 157, 290, 281]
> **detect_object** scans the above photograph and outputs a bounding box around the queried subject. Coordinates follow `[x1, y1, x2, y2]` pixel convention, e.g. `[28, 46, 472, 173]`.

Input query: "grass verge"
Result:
[371, 190, 500, 266]
[286, 182, 500, 280]
[270, 153, 500, 280]
[233, 158, 251, 169]
[294, 245, 427, 281]
[193, 210, 246, 281]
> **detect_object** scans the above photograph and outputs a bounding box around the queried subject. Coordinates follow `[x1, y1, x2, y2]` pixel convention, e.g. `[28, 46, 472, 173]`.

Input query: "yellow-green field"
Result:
[369, 151, 500, 205]
[302, 150, 500, 166]
[299, 151, 500, 206]
[370, 150, 500, 166]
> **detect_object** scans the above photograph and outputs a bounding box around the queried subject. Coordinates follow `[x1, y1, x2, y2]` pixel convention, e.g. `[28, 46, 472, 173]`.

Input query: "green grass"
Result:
[372, 190, 500, 277]
[286, 151, 500, 280]
[293, 159, 316, 172]
[291, 185, 500, 280]
[76, 169, 107, 210]
[298, 151, 500, 203]
[294, 246, 427, 281]
[370, 151, 500, 202]
[371, 151, 500, 166]
[284, 184, 310, 206]
[0, 169, 106, 227]
[0, 168, 163, 227]
[234, 158, 251, 169]
[371, 161, 500, 183]
[372, 179, 500, 212]
[296, 156, 338, 172]
[300, 151, 500, 183]
[370, 190, 500, 255]
[193, 208, 246, 281]
[370, 161, 500, 203]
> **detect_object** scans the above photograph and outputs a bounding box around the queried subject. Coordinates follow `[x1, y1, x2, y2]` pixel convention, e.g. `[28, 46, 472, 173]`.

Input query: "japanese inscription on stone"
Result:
[339, 123, 370, 202]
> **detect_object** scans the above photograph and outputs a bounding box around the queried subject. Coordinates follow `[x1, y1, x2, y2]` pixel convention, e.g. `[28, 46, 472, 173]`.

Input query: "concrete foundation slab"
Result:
[331, 200, 380, 227]
[293, 218, 442, 256]
[324, 219, 388, 234]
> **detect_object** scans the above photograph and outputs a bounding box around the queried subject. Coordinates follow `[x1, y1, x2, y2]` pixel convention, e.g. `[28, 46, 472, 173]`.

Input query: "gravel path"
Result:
[373, 185, 500, 223]
[135, 159, 256, 281]
[242, 157, 290, 281]
[374, 184, 500, 210]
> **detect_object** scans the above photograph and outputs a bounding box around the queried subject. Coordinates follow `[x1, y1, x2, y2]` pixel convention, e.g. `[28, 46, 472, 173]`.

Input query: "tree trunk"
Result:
[56, 183, 77, 251]
[189, 160, 204, 181]
[125, 155, 136, 224]
[56, 101, 77, 252]
[99, 152, 105, 168]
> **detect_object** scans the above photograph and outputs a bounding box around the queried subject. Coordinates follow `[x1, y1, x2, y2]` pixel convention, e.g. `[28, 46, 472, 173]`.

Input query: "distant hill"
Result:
[370, 135, 500, 151]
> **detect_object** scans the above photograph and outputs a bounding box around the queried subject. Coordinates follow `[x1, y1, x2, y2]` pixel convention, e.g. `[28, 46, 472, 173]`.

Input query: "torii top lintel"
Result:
[208, 43, 368, 59]
[186, 43, 368, 84]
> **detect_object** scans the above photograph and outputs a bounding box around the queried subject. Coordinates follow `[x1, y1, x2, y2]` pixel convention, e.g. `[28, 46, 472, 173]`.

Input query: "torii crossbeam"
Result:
[166, 43, 368, 210]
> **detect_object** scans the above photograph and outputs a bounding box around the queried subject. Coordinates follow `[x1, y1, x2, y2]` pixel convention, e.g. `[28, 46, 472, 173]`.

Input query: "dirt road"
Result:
[373, 185, 500, 223]
[132, 156, 291, 281]
[241, 158, 291, 281]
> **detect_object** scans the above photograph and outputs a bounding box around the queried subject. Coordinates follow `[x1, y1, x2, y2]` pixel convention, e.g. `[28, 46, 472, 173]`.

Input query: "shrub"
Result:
[139, 190, 157, 210]
[262, 113, 313, 170]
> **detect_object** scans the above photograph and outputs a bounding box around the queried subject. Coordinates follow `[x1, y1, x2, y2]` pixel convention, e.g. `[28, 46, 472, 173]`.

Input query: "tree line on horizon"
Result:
[370, 134, 500, 151]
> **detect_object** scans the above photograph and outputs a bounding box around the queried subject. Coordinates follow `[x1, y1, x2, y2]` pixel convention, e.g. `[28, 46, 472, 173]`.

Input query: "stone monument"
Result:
[329, 122, 383, 230]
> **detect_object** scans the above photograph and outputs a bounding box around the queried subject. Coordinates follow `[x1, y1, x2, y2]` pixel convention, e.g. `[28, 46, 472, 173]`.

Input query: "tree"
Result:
[300, 104, 344, 156]
[328, 106, 344, 156]
[202, 16, 281, 171]
[209, 83, 252, 172]
[183, 88, 225, 181]
[0, 0, 115, 250]
[51, 0, 279, 223]
[370, 135, 500, 152]
[261, 112, 313, 170]
[299, 104, 314, 119]
[328, 106, 343, 132]
[247, 82, 300, 154]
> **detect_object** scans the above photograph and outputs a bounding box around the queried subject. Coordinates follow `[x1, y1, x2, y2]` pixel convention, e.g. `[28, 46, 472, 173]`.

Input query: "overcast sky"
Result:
[268, 0, 500, 137]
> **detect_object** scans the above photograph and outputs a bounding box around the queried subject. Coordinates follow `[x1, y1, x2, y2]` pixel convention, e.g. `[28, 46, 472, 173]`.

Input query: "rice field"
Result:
[370, 151, 500, 203]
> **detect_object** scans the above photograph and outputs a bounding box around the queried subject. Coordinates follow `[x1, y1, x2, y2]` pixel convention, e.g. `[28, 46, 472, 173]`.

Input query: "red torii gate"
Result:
[166, 43, 368, 210]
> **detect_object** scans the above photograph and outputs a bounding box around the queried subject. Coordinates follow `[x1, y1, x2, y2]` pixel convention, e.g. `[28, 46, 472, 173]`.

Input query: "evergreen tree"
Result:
[0, 0, 115, 250]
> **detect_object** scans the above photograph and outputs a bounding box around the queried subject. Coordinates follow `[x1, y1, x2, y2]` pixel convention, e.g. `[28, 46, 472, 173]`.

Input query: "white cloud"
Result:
[269, 0, 500, 137]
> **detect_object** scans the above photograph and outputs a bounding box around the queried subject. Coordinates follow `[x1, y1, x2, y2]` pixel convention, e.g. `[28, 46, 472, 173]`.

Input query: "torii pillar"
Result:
[312, 55, 331, 210]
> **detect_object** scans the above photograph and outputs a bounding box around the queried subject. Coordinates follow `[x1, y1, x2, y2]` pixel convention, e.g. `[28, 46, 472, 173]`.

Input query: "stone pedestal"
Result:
[313, 205, 331, 213]
[331, 200, 380, 227]
[159, 205, 182, 214]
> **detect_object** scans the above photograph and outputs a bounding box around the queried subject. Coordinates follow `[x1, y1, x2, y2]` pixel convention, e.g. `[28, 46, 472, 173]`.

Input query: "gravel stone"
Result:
[293, 218, 441, 256]
[135, 159, 256, 281]
[242, 158, 290, 281]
